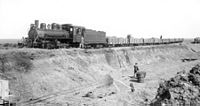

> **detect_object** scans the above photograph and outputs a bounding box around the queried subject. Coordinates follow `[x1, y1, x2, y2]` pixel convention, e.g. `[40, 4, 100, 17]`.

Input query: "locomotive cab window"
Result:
[70, 28, 73, 32]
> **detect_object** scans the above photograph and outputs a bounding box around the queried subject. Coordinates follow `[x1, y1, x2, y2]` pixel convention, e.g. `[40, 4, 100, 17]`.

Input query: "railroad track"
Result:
[19, 75, 114, 105]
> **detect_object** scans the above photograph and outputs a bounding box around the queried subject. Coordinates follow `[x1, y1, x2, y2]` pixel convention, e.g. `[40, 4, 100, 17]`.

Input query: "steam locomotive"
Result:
[24, 20, 106, 48]
[21, 20, 184, 49]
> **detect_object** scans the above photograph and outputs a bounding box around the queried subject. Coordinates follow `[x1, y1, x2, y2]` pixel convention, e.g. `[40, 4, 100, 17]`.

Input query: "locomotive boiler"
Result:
[28, 20, 71, 48]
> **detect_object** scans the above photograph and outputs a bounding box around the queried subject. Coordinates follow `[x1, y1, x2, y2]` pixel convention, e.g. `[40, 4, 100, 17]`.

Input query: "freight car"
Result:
[106, 37, 183, 47]
[21, 20, 184, 49]
[106, 35, 183, 47]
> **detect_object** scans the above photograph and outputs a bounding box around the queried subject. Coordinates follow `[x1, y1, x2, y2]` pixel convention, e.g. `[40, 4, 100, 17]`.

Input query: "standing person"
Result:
[160, 35, 162, 39]
[80, 35, 84, 48]
[130, 83, 135, 92]
[134, 63, 139, 77]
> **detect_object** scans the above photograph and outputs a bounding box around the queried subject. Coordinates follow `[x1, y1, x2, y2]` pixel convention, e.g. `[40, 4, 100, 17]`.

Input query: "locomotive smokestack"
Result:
[30, 24, 35, 29]
[35, 20, 39, 29]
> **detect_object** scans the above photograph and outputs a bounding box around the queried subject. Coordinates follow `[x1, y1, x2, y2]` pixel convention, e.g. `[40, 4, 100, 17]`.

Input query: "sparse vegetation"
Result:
[0, 43, 18, 49]
[0, 54, 7, 73]
[3, 43, 18, 47]
[0, 52, 33, 73]
[13, 52, 33, 72]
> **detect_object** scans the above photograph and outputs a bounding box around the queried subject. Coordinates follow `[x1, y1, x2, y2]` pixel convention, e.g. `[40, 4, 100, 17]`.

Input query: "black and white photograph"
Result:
[0, 0, 200, 105]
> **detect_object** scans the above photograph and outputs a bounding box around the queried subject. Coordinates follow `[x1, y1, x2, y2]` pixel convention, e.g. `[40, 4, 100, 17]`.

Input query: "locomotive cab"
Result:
[62, 24, 85, 47]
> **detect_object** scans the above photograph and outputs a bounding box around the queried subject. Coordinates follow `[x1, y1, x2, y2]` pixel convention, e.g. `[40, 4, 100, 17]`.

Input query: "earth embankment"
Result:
[0, 44, 199, 106]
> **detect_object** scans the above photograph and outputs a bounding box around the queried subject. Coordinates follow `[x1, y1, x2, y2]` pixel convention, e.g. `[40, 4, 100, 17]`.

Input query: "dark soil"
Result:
[151, 64, 200, 105]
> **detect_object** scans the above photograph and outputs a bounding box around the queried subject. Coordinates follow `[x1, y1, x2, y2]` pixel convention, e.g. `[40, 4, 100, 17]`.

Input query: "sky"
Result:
[0, 0, 200, 39]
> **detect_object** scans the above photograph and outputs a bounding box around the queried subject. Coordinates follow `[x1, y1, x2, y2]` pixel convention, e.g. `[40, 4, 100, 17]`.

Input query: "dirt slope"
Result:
[0, 44, 200, 106]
